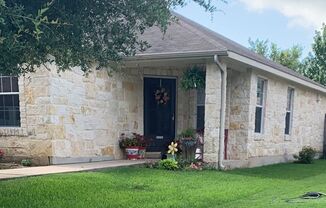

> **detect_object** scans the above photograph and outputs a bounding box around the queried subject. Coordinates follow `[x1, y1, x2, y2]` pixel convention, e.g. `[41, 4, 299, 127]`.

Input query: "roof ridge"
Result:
[172, 12, 250, 53]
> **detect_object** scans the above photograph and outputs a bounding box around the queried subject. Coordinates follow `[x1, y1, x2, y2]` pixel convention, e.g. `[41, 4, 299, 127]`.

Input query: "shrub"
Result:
[175, 158, 189, 169]
[294, 146, 317, 164]
[158, 159, 179, 171]
[21, 159, 32, 167]
[0, 149, 4, 160]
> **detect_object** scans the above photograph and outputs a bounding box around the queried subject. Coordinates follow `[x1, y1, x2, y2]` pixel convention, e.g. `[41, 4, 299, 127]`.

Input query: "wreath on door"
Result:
[154, 88, 170, 105]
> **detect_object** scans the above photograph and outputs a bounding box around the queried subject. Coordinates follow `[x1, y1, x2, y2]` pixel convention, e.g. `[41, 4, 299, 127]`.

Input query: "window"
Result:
[0, 76, 20, 127]
[254, 78, 266, 133]
[196, 89, 205, 130]
[285, 88, 294, 135]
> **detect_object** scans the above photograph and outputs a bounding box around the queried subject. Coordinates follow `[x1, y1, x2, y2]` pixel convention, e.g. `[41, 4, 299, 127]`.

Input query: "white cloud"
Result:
[238, 0, 326, 29]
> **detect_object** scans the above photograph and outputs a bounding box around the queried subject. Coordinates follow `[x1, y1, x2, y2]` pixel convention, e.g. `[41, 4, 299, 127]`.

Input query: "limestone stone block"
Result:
[101, 146, 114, 156]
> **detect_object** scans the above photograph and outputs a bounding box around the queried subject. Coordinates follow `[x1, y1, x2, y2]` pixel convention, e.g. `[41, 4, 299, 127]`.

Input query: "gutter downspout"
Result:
[214, 54, 227, 170]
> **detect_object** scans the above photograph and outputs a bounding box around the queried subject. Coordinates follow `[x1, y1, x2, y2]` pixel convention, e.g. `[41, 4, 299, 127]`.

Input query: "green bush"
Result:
[21, 159, 32, 167]
[294, 146, 317, 164]
[158, 159, 179, 171]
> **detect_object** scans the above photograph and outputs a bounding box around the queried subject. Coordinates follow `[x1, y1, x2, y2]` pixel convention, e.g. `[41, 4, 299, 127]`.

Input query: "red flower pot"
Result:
[137, 147, 146, 159]
[125, 146, 146, 160]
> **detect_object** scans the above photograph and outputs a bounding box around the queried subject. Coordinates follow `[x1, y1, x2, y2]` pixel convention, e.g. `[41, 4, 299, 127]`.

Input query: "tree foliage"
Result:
[0, 0, 222, 75]
[301, 24, 326, 85]
[248, 38, 303, 71]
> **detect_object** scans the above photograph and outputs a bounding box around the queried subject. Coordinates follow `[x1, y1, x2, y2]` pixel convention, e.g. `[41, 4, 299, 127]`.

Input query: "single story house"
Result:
[1, 13, 325, 168]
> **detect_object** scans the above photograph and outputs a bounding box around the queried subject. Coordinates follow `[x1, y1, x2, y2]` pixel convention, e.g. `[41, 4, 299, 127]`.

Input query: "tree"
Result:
[0, 0, 223, 75]
[248, 38, 303, 71]
[301, 24, 326, 85]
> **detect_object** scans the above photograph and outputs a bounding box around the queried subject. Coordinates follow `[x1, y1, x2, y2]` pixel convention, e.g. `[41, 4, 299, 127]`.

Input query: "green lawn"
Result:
[1, 161, 326, 208]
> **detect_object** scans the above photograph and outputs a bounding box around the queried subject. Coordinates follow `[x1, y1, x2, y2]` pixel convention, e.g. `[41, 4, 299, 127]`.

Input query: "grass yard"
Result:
[1, 161, 326, 208]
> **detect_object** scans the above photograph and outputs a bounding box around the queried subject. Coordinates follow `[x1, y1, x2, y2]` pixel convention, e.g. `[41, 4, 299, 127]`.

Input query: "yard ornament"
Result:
[168, 142, 178, 155]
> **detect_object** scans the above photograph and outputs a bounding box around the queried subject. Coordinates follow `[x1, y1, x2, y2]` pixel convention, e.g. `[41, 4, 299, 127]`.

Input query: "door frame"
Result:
[143, 75, 178, 151]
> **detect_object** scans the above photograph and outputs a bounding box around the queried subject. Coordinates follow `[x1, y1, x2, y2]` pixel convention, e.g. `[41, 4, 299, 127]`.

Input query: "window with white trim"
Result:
[0, 76, 20, 127]
[285, 88, 294, 135]
[254, 78, 266, 133]
[196, 89, 205, 130]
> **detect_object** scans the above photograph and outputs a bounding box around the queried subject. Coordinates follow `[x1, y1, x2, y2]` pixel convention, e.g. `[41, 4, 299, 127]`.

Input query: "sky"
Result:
[175, 0, 326, 57]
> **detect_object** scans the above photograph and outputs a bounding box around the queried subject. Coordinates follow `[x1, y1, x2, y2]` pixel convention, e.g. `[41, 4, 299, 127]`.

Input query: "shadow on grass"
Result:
[226, 160, 326, 181]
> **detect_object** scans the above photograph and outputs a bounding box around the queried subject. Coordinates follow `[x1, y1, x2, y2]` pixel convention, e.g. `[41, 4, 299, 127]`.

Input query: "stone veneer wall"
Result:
[0, 68, 53, 165]
[246, 71, 326, 166]
[225, 69, 326, 168]
[49, 66, 195, 164]
[48, 67, 141, 164]
[203, 63, 221, 163]
[0, 65, 195, 165]
[5, 61, 323, 168]
[226, 70, 251, 160]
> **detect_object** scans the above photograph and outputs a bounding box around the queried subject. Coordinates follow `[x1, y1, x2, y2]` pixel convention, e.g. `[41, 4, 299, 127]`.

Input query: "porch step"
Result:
[145, 152, 161, 159]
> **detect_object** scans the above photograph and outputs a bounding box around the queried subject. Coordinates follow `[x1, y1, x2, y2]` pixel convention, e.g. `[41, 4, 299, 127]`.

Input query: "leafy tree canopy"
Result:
[301, 24, 326, 85]
[248, 38, 303, 71]
[0, 0, 223, 75]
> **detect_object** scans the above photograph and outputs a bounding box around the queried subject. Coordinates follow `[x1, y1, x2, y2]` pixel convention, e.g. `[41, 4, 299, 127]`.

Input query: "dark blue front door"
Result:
[144, 77, 176, 152]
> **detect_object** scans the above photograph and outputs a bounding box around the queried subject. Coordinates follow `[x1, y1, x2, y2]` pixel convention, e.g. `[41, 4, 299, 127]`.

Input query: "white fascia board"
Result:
[228, 51, 326, 94]
[125, 50, 227, 61]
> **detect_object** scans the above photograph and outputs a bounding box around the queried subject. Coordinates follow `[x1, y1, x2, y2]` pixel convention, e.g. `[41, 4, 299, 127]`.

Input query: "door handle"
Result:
[172, 114, 175, 121]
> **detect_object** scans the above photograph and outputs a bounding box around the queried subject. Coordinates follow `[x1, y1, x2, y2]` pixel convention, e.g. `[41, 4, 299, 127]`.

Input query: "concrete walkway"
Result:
[0, 160, 147, 180]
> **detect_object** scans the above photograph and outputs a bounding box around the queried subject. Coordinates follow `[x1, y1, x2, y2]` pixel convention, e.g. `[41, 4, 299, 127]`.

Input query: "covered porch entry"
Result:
[124, 55, 232, 164]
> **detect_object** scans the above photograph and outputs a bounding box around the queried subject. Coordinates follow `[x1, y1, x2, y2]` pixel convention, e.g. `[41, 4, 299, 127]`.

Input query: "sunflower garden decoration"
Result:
[167, 142, 178, 160]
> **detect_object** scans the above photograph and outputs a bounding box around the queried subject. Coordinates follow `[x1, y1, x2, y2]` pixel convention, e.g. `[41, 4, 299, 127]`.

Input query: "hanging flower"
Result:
[168, 142, 178, 155]
[154, 87, 170, 105]
[180, 66, 205, 90]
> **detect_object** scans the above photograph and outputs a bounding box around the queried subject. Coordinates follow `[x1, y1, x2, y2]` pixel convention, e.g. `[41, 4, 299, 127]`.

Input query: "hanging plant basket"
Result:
[180, 66, 205, 90]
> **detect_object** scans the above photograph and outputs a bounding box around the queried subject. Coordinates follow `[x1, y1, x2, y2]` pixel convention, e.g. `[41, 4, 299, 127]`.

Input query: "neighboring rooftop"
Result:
[138, 12, 325, 90]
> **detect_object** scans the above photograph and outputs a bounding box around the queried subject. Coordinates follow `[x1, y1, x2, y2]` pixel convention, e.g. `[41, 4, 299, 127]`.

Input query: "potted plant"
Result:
[176, 129, 198, 162]
[119, 133, 147, 160]
[180, 66, 205, 90]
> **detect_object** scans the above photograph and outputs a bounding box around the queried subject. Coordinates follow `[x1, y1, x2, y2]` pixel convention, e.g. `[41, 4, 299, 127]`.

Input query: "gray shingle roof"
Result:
[138, 12, 325, 89]
[139, 16, 226, 54]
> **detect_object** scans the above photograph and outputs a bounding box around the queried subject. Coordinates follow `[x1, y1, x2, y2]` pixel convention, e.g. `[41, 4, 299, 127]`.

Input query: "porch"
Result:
[124, 54, 251, 165]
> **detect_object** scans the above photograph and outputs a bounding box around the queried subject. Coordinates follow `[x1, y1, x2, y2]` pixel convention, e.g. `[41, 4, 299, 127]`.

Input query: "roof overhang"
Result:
[123, 50, 326, 93]
[122, 50, 227, 68]
[227, 51, 326, 94]
[125, 50, 227, 61]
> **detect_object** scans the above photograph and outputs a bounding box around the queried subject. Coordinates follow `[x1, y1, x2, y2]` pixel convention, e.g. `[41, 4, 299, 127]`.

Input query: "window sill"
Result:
[284, 135, 291, 141]
[253, 132, 264, 141]
[0, 127, 28, 137]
